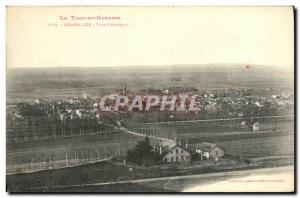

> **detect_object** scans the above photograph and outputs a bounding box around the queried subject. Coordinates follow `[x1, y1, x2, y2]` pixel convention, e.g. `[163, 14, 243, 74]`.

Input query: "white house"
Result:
[161, 144, 191, 163]
[253, 122, 259, 131]
[188, 142, 225, 160]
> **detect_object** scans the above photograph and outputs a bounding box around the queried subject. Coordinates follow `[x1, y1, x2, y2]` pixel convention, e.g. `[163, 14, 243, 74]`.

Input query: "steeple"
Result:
[122, 82, 127, 95]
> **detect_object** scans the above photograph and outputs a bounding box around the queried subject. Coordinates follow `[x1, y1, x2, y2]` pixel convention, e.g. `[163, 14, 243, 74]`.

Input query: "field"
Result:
[6, 65, 293, 102]
[7, 131, 144, 173]
[7, 117, 294, 173]
[219, 135, 294, 156]
[128, 118, 294, 156]
[175, 121, 294, 157]
[6, 154, 293, 192]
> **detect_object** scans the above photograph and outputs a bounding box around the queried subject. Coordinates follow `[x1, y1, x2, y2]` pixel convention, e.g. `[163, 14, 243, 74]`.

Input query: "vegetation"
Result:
[126, 136, 160, 166]
[7, 155, 293, 192]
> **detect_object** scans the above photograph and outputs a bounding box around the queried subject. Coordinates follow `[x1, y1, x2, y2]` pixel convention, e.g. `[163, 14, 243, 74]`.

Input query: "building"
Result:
[253, 122, 259, 131]
[122, 83, 127, 95]
[240, 121, 247, 128]
[188, 142, 225, 160]
[161, 144, 191, 163]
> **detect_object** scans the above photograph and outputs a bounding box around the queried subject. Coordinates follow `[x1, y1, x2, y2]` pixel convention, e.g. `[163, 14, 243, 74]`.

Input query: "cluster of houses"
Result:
[8, 83, 293, 124]
[160, 142, 225, 164]
[240, 120, 260, 131]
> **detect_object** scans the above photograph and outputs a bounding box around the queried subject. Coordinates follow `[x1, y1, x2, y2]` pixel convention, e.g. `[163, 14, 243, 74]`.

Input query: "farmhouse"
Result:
[188, 142, 225, 160]
[253, 122, 259, 131]
[240, 121, 247, 127]
[161, 144, 191, 163]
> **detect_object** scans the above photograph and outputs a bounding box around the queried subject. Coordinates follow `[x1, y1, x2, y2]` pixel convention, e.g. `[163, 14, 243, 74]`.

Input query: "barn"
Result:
[161, 144, 191, 163]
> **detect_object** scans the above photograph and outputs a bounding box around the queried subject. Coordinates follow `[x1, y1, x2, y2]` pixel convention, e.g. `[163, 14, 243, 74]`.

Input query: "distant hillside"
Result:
[6, 64, 294, 101]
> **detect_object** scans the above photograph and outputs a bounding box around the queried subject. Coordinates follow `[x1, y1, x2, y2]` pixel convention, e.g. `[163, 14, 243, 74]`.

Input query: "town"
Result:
[5, 67, 294, 192]
[7, 85, 293, 127]
[6, 70, 294, 192]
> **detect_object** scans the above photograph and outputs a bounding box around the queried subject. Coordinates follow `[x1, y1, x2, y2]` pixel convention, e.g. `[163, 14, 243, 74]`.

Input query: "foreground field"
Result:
[7, 131, 143, 173]
[7, 119, 294, 173]
[7, 155, 293, 192]
[6, 120, 294, 192]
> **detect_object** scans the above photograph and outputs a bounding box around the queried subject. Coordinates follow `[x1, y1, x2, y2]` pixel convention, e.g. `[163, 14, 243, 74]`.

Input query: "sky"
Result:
[6, 6, 294, 71]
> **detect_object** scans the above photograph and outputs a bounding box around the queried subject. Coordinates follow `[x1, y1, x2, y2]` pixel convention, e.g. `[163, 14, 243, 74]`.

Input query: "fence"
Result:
[6, 157, 112, 175]
[7, 141, 138, 174]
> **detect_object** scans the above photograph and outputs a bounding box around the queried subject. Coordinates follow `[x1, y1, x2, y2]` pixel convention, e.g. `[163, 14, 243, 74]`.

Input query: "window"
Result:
[171, 157, 173, 162]
[176, 156, 178, 162]
[165, 158, 168, 163]
[170, 151, 173, 154]
[181, 150, 183, 153]
[181, 156, 184, 161]
[176, 149, 178, 154]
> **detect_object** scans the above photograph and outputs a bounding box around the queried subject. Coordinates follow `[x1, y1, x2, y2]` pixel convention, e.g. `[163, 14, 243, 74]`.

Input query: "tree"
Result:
[126, 136, 160, 166]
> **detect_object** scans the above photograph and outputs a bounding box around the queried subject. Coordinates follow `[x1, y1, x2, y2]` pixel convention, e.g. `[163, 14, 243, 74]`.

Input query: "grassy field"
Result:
[7, 131, 143, 165]
[129, 120, 294, 157]
[176, 121, 294, 157]
[218, 134, 294, 156]
[6, 119, 295, 192]
[7, 119, 294, 168]
[7, 154, 293, 192]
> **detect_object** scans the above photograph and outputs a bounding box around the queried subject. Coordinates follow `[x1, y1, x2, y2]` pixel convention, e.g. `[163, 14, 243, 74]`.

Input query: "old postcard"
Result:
[6, 6, 294, 192]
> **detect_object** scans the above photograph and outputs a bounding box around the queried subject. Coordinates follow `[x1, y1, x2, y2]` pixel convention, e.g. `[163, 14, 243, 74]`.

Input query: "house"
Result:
[161, 144, 191, 163]
[253, 122, 259, 131]
[188, 142, 225, 160]
[240, 121, 247, 127]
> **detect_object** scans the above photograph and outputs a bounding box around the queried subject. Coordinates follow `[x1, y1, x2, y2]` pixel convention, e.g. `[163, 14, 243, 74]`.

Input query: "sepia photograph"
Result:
[5, 6, 295, 193]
